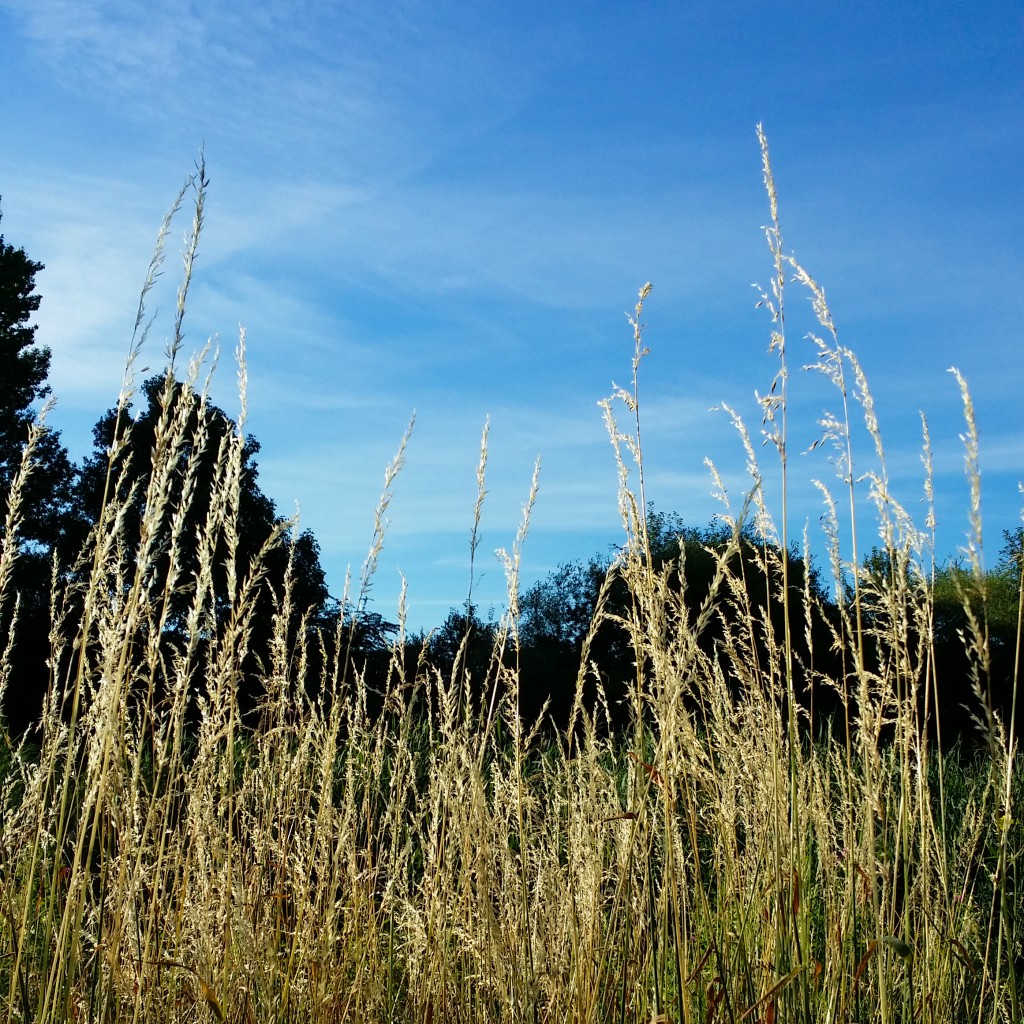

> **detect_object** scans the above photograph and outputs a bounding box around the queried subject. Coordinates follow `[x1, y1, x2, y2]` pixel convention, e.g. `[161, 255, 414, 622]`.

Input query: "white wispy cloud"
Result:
[3, 0, 545, 183]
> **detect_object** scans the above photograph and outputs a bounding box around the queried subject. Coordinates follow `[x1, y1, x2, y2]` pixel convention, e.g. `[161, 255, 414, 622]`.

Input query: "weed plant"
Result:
[1, 133, 1021, 1023]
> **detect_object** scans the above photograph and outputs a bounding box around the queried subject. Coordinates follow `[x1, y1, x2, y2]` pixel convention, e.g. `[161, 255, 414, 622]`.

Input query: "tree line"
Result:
[1, 207, 1020, 749]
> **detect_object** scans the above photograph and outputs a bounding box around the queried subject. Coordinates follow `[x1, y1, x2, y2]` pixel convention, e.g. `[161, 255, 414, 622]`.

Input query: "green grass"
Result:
[1, 131, 1021, 1023]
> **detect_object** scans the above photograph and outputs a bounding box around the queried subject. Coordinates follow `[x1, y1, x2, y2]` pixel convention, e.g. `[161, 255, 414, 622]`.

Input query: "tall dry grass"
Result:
[1, 134, 1020, 1023]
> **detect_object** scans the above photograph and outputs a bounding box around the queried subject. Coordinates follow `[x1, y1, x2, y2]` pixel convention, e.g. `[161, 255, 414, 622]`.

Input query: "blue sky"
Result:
[1, 1, 1021, 632]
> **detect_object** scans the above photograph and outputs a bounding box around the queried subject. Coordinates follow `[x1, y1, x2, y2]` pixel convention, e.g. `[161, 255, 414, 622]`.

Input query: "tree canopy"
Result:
[0, 209, 79, 737]
[64, 373, 333, 723]
[514, 510, 845, 736]
[0, 205, 76, 549]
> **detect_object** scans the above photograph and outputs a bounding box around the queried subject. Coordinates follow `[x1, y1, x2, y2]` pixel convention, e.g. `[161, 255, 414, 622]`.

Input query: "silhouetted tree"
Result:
[926, 534, 1022, 748]
[516, 510, 844, 737]
[518, 555, 616, 728]
[307, 601, 401, 720]
[0, 207, 78, 736]
[426, 604, 497, 694]
[66, 374, 331, 725]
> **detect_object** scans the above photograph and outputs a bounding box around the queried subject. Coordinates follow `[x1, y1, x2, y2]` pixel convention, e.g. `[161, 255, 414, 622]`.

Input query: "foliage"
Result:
[517, 510, 845, 737]
[69, 372, 332, 721]
[0, 206, 78, 737]
[0, 208, 77, 548]
[929, 536, 1022, 746]
[0, 206, 48, 493]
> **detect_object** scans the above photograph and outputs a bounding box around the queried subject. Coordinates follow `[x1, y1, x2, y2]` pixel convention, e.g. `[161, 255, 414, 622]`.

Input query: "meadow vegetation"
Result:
[0, 130, 1021, 1023]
